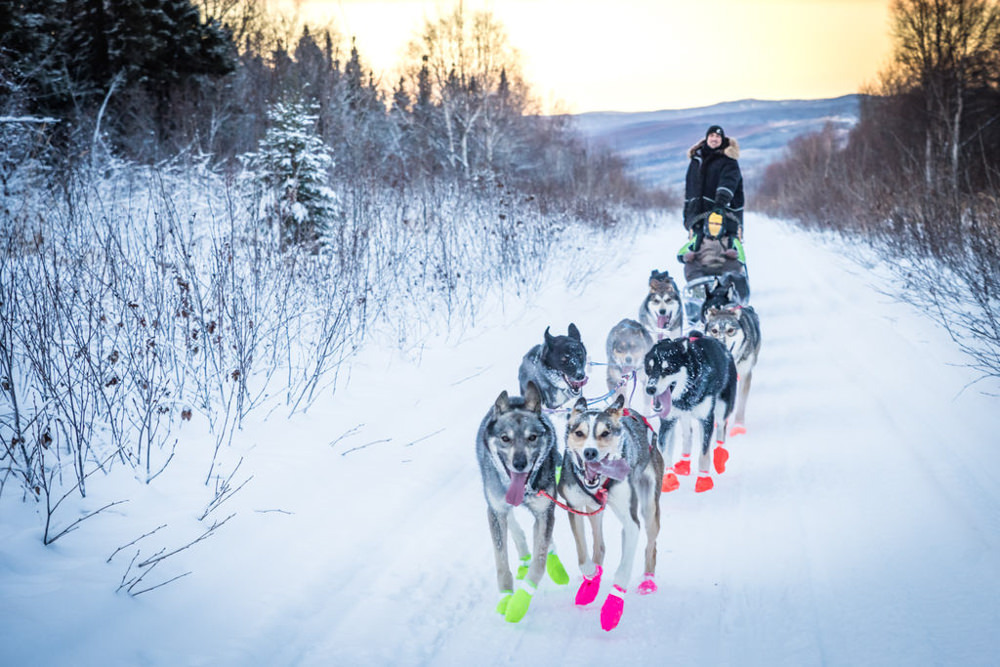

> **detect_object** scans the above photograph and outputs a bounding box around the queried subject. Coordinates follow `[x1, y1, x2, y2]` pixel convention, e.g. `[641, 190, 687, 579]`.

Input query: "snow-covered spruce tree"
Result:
[250, 100, 338, 251]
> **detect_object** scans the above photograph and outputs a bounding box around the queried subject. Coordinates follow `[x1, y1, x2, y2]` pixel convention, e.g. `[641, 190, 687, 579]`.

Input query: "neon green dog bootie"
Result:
[496, 590, 513, 615]
[546, 551, 570, 585]
[516, 553, 531, 580]
[504, 580, 536, 623]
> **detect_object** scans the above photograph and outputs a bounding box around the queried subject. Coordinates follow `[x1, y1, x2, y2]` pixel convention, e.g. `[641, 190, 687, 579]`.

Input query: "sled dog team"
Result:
[476, 269, 761, 631]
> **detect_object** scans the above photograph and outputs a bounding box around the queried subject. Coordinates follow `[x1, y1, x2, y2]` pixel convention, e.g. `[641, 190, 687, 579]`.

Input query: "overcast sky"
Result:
[281, 0, 894, 113]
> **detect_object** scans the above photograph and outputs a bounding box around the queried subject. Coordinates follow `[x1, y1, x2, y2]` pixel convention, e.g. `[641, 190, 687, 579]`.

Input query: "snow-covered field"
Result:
[2, 213, 998, 665]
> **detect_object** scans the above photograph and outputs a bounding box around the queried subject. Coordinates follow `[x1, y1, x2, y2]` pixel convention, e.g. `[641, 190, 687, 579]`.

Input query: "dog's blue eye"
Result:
[527, 434, 537, 442]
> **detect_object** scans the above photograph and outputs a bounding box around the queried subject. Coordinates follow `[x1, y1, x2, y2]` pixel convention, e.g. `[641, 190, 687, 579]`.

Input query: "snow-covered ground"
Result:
[2, 213, 998, 665]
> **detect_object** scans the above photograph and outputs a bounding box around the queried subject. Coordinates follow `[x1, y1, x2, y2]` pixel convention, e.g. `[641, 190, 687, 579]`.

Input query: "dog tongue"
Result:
[585, 458, 631, 481]
[506, 471, 529, 506]
[657, 314, 671, 328]
[655, 388, 672, 418]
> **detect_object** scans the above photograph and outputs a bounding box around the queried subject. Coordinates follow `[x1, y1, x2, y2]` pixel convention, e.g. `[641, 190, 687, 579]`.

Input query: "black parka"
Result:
[683, 137, 744, 232]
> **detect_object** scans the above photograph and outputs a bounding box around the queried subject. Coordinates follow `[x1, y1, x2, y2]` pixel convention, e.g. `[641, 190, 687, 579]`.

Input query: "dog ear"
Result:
[568, 322, 581, 341]
[523, 381, 542, 413]
[726, 283, 736, 302]
[495, 390, 511, 415]
[570, 396, 588, 419]
[543, 326, 554, 348]
[606, 394, 625, 421]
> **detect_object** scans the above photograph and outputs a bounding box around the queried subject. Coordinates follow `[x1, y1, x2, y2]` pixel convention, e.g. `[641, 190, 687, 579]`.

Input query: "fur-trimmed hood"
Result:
[688, 136, 740, 160]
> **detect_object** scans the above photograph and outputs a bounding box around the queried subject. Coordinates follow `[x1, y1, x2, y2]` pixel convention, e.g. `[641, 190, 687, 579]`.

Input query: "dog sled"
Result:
[677, 207, 749, 323]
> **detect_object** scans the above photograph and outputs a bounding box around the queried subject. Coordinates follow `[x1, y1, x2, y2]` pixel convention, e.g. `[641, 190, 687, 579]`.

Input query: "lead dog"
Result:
[639, 270, 684, 341]
[702, 279, 761, 436]
[558, 394, 664, 631]
[476, 381, 567, 623]
[645, 332, 736, 493]
[518, 323, 588, 409]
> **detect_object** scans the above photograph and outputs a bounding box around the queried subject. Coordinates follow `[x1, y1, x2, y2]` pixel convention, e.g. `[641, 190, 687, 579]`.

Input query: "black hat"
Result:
[706, 125, 725, 139]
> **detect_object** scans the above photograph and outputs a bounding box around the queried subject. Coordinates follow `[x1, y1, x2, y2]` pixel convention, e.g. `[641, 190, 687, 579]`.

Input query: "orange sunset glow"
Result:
[274, 0, 894, 113]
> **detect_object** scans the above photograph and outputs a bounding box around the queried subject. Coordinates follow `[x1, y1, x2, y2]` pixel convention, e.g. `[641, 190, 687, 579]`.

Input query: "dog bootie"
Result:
[600, 585, 626, 631]
[496, 590, 513, 615]
[504, 580, 536, 623]
[661, 471, 680, 493]
[714, 445, 729, 474]
[516, 553, 530, 580]
[730, 423, 747, 436]
[695, 472, 714, 493]
[546, 551, 570, 585]
[673, 454, 692, 476]
[575, 564, 603, 606]
[638, 574, 657, 595]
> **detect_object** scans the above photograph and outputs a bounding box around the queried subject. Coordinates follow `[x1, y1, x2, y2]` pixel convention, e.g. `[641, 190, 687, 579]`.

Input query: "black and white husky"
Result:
[645, 332, 736, 493]
[476, 381, 568, 623]
[518, 323, 589, 409]
[702, 280, 762, 436]
[558, 395, 664, 631]
[639, 270, 684, 341]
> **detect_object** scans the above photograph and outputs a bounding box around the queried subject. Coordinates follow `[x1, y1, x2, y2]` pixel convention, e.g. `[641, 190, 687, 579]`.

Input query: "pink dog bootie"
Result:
[637, 573, 657, 595]
[600, 585, 626, 631]
[575, 564, 602, 606]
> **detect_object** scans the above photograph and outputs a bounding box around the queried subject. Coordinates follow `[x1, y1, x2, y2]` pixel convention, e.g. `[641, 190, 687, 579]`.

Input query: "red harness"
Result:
[538, 483, 609, 516]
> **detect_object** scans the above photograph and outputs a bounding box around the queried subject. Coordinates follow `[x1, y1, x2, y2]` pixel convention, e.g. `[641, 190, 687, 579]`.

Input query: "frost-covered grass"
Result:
[0, 159, 633, 550]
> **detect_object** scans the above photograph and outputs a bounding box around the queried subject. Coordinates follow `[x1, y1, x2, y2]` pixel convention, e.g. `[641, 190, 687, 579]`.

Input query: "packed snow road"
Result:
[3, 215, 998, 665]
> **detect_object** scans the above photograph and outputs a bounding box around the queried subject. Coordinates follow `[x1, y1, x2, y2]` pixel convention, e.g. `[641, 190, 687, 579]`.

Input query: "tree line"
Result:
[1, 0, 667, 223]
[759, 0, 1000, 382]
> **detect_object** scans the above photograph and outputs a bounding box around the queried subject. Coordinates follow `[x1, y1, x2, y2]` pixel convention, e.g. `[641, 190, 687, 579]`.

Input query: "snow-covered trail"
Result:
[3, 215, 999, 665]
[232, 215, 1000, 665]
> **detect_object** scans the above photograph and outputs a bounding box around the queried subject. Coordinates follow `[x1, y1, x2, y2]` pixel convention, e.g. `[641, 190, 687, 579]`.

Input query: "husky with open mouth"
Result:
[701, 278, 761, 436]
[639, 270, 684, 341]
[645, 332, 736, 493]
[558, 395, 664, 631]
[518, 323, 589, 410]
[476, 381, 569, 623]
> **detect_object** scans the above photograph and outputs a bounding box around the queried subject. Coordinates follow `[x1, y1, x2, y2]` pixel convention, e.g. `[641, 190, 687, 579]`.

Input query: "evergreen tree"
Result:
[251, 100, 338, 251]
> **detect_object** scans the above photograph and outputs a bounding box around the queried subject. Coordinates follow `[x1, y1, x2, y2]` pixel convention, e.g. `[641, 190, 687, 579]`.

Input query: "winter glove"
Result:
[723, 248, 739, 259]
[682, 251, 696, 263]
[714, 189, 732, 208]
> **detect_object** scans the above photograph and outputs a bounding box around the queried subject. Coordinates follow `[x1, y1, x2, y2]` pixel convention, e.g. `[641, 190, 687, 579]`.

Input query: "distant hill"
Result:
[570, 95, 862, 192]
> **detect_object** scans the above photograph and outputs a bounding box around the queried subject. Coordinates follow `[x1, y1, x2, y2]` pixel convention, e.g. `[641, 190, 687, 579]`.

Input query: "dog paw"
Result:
[638, 575, 657, 595]
[695, 475, 714, 493]
[546, 552, 570, 585]
[673, 458, 691, 476]
[496, 591, 513, 615]
[575, 564, 602, 606]
[600, 586, 626, 631]
[504, 581, 536, 623]
[714, 446, 729, 474]
[661, 471, 680, 493]
[516, 553, 530, 580]
[730, 424, 747, 437]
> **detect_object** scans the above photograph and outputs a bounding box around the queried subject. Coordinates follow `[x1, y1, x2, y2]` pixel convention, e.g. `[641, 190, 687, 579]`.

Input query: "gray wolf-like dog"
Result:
[639, 270, 684, 341]
[702, 279, 761, 436]
[558, 395, 664, 631]
[518, 323, 588, 409]
[605, 319, 653, 416]
[476, 381, 568, 623]
[645, 332, 736, 493]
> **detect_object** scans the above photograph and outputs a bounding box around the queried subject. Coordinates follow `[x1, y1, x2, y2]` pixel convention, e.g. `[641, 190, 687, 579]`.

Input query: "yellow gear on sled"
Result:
[707, 210, 724, 238]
